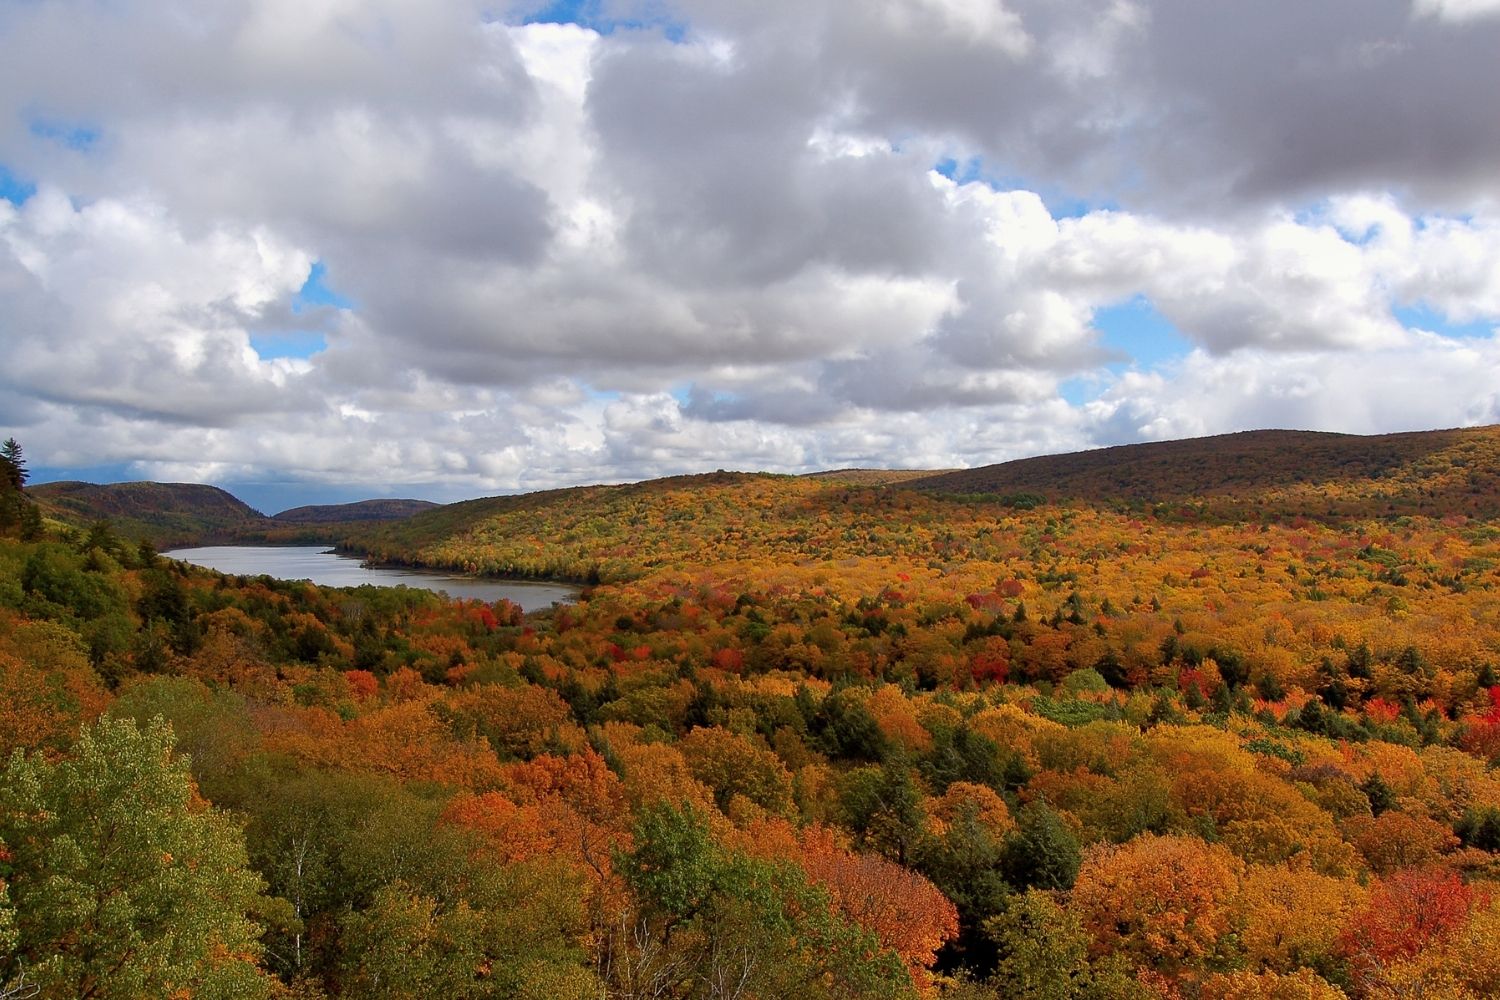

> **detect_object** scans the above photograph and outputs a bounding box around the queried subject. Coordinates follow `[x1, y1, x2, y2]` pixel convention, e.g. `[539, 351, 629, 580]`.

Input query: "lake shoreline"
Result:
[163, 545, 581, 612]
[337, 548, 602, 589]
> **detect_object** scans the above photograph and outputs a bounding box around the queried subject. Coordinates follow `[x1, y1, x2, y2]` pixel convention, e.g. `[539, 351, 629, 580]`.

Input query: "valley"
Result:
[3, 427, 1500, 999]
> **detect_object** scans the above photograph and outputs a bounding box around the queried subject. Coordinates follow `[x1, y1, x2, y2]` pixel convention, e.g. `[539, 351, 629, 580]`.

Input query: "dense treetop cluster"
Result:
[4, 437, 1500, 998]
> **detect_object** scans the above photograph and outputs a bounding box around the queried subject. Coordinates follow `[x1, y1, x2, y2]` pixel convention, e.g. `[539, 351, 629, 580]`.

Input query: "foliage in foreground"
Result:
[4, 453, 1500, 997]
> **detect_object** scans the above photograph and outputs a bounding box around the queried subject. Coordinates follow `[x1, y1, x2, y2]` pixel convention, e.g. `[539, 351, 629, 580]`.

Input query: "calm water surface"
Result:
[164, 546, 578, 612]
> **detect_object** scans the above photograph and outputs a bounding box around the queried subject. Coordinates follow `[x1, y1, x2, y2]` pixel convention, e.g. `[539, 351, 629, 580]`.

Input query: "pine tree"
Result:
[0, 439, 24, 490]
[0, 438, 30, 538]
[18, 502, 42, 542]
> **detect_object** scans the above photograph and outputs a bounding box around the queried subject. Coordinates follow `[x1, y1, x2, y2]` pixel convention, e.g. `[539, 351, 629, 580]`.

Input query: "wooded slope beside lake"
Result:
[4, 428, 1500, 999]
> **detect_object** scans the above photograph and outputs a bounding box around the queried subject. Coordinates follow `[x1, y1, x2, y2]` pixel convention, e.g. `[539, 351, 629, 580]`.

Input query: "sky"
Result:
[2, 0, 1499, 513]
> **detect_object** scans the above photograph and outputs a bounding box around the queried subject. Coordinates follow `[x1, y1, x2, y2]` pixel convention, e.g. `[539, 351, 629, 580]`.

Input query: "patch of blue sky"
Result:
[1297, 199, 1479, 247]
[0, 163, 35, 205]
[292, 260, 355, 313]
[28, 118, 101, 152]
[1095, 296, 1193, 370]
[519, 0, 686, 40]
[1045, 194, 1119, 221]
[230, 480, 414, 514]
[931, 154, 1116, 218]
[1298, 202, 1386, 246]
[250, 331, 328, 361]
[932, 156, 983, 185]
[1423, 212, 1477, 228]
[30, 462, 138, 487]
[1292, 202, 1330, 230]
[1062, 297, 1193, 406]
[1057, 376, 1102, 407]
[1394, 304, 1496, 340]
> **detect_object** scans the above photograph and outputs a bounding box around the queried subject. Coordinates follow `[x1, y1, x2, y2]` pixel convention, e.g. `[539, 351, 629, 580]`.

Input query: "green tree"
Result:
[234, 769, 462, 980]
[1456, 805, 1500, 851]
[838, 764, 928, 865]
[1, 856, 31, 1000]
[338, 881, 487, 999]
[922, 724, 1028, 794]
[0, 717, 277, 1000]
[609, 803, 915, 999]
[20, 544, 128, 623]
[813, 687, 890, 762]
[1001, 803, 1081, 891]
[0, 440, 24, 490]
[231, 762, 599, 995]
[339, 861, 597, 1000]
[0, 438, 27, 538]
[985, 890, 1146, 999]
[17, 503, 42, 542]
[912, 800, 1011, 972]
[986, 890, 1093, 998]
[109, 678, 260, 804]
[1361, 772, 1396, 817]
[18, 544, 133, 675]
[78, 520, 121, 559]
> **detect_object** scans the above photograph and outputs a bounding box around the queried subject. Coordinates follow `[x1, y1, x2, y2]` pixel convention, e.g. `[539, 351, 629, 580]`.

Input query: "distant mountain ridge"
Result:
[30, 481, 266, 547]
[272, 498, 440, 524]
[28, 424, 1500, 552]
[29, 481, 441, 547]
[341, 425, 1500, 582]
[908, 425, 1500, 517]
[800, 469, 945, 486]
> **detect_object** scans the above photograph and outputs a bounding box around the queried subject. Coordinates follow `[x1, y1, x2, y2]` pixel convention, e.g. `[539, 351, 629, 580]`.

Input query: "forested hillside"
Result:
[29, 480, 267, 546]
[4, 431, 1500, 998]
[272, 498, 441, 524]
[911, 426, 1500, 520]
[28, 481, 443, 547]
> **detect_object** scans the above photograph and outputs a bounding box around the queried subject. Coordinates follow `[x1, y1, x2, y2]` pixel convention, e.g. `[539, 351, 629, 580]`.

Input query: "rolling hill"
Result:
[32, 425, 1500, 558]
[29, 482, 444, 547]
[909, 425, 1500, 518]
[800, 469, 946, 486]
[342, 472, 768, 581]
[10, 427, 1500, 997]
[29, 481, 267, 547]
[271, 498, 441, 524]
[341, 426, 1500, 583]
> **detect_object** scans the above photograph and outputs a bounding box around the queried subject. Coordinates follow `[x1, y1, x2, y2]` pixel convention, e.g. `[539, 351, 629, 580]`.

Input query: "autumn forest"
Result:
[4, 428, 1500, 999]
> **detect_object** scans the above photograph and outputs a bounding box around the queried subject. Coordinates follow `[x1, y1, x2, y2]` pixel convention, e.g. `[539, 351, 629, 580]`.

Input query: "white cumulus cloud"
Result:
[0, 0, 1498, 504]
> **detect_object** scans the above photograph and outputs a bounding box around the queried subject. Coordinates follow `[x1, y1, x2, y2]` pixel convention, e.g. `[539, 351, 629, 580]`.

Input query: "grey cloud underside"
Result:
[589, 40, 965, 286]
[652, 0, 1500, 213]
[118, 117, 555, 266]
[1132, 0, 1500, 210]
[2, 0, 1500, 497]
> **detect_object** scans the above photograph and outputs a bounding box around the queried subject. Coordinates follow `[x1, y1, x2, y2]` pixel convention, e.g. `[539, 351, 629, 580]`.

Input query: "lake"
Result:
[163, 545, 579, 612]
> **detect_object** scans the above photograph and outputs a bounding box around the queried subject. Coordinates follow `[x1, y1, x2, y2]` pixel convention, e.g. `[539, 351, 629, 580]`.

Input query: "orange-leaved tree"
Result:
[1070, 833, 1244, 979]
